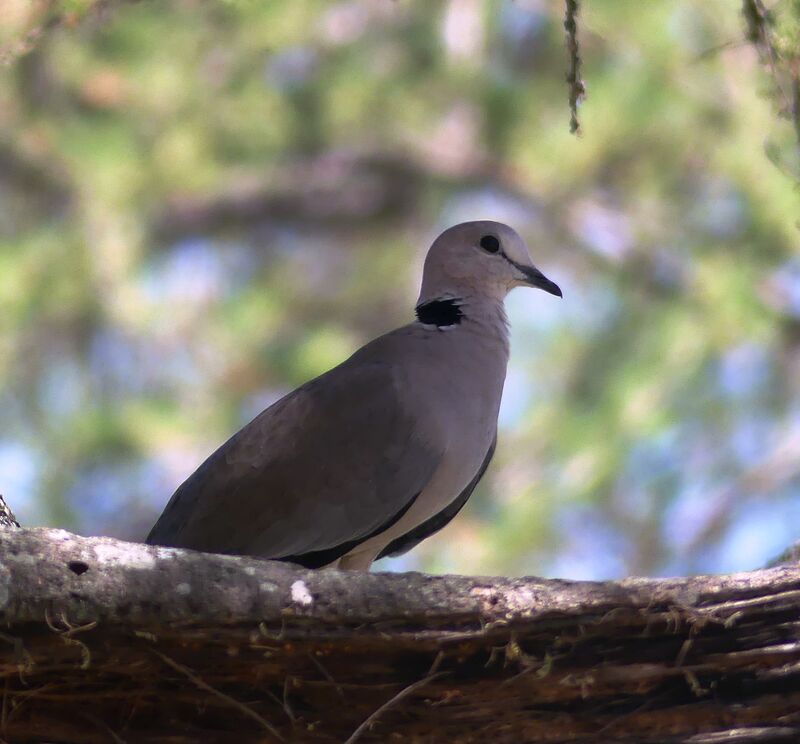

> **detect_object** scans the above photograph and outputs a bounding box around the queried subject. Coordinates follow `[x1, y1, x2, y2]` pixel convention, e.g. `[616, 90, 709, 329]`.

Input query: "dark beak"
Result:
[519, 266, 563, 297]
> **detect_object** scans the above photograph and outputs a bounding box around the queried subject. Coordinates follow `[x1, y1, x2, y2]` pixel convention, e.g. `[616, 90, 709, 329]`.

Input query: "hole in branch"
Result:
[67, 560, 89, 576]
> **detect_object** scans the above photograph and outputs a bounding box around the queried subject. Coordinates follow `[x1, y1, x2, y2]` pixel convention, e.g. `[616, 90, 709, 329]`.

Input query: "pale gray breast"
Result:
[336, 319, 509, 562]
[397, 319, 509, 503]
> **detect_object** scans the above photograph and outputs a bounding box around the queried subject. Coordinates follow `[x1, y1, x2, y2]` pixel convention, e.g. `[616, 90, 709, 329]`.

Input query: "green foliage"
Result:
[1, 0, 799, 578]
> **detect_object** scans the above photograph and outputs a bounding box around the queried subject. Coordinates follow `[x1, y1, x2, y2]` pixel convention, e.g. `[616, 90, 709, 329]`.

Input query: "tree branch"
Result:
[0, 528, 799, 742]
[0, 495, 19, 530]
[151, 151, 426, 245]
[743, 0, 800, 148]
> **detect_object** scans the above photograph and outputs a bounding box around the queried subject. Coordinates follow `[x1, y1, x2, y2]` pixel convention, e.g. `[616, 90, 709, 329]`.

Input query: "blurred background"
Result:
[1, 0, 799, 579]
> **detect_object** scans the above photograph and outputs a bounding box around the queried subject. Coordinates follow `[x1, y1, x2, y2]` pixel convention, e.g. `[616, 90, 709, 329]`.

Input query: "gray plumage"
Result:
[146, 221, 561, 570]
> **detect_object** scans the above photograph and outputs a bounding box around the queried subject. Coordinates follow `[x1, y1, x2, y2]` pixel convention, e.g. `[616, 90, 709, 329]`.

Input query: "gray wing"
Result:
[376, 434, 496, 560]
[146, 353, 441, 562]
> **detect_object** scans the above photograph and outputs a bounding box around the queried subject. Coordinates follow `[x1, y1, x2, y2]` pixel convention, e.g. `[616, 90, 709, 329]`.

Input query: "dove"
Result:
[146, 221, 561, 569]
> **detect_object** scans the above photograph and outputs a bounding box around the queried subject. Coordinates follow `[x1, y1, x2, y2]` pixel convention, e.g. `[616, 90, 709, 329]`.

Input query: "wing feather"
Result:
[376, 434, 496, 560]
[146, 354, 441, 560]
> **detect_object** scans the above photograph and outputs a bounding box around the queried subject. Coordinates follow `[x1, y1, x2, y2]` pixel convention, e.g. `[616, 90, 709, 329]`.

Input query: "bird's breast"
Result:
[334, 326, 507, 566]
[420, 332, 506, 439]
[405, 331, 505, 492]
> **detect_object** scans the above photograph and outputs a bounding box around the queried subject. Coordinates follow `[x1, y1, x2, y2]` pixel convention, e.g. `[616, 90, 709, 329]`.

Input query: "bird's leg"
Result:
[336, 550, 376, 571]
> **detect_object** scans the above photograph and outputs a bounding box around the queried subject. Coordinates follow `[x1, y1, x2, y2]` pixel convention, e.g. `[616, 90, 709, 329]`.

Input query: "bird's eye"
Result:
[479, 235, 500, 254]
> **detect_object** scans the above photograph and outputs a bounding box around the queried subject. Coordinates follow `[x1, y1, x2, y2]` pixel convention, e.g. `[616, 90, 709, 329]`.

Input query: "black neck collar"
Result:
[415, 298, 463, 328]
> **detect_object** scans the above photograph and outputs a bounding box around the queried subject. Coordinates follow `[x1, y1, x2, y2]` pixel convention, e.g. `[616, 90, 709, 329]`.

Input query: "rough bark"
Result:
[0, 528, 798, 743]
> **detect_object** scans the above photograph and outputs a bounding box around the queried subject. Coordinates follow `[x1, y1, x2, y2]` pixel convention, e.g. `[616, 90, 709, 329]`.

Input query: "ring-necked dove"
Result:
[146, 221, 561, 570]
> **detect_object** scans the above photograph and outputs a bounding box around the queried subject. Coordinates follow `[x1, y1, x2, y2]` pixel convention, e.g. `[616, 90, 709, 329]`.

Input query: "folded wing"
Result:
[146, 358, 442, 563]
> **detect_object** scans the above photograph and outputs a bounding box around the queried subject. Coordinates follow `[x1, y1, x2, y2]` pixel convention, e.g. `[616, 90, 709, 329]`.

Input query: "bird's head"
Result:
[417, 220, 562, 306]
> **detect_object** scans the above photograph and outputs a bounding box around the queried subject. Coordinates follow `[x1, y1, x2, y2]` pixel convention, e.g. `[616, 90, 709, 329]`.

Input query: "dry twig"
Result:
[342, 672, 449, 744]
[153, 650, 286, 743]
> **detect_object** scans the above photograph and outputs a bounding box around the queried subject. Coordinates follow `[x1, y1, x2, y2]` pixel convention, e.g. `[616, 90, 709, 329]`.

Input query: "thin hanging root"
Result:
[564, 0, 586, 134]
